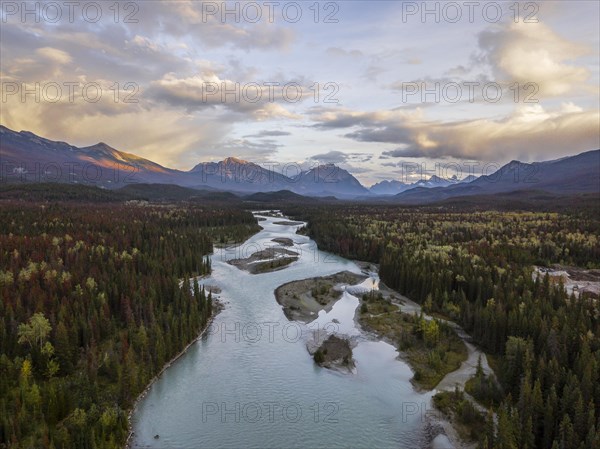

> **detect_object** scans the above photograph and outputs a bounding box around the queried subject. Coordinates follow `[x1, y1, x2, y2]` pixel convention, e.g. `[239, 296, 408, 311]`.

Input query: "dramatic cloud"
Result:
[311, 104, 600, 162]
[478, 21, 591, 97]
[148, 73, 314, 119]
[0, 1, 597, 174]
[0, 10, 298, 168]
[142, 1, 296, 50]
[387, 18, 596, 107]
[382, 148, 424, 158]
[1, 95, 230, 169]
[310, 150, 372, 164]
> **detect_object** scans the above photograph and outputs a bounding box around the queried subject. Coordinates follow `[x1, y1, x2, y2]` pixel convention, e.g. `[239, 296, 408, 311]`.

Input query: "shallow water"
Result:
[130, 215, 435, 449]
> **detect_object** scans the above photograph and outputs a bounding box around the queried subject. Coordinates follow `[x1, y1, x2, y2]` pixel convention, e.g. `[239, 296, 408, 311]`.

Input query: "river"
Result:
[130, 213, 453, 448]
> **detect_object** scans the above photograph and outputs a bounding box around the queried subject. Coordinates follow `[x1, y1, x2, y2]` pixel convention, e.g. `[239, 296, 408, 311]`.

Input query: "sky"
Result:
[1, 1, 599, 185]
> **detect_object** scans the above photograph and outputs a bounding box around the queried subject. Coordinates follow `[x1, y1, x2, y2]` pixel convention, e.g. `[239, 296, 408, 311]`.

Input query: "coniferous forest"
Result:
[0, 196, 259, 449]
[2, 1, 599, 447]
[287, 201, 600, 449]
[1, 185, 599, 449]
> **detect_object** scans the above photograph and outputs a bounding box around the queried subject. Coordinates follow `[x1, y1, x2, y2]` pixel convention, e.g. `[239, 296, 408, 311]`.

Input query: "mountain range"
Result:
[391, 151, 599, 204]
[1, 125, 598, 202]
[369, 174, 478, 195]
[0, 125, 368, 198]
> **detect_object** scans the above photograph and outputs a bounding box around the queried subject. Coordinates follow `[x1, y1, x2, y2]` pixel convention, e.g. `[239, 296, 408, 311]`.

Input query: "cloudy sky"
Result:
[1, 1, 598, 185]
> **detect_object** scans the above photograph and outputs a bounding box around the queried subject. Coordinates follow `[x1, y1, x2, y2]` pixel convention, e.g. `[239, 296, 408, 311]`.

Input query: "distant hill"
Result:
[117, 183, 239, 202]
[189, 157, 293, 193]
[370, 174, 477, 195]
[392, 150, 600, 204]
[0, 182, 127, 202]
[369, 179, 412, 195]
[413, 174, 458, 188]
[426, 190, 600, 216]
[2, 125, 598, 202]
[293, 163, 369, 198]
[245, 190, 310, 202]
[0, 125, 185, 187]
[243, 189, 338, 204]
[0, 126, 369, 198]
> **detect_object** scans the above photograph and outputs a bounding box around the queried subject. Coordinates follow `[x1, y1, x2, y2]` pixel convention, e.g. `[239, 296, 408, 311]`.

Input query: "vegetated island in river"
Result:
[358, 289, 468, 391]
[275, 268, 468, 391]
[228, 247, 299, 274]
[271, 237, 294, 246]
[273, 267, 475, 446]
[274, 271, 367, 322]
[273, 220, 304, 226]
[274, 271, 365, 373]
[311, 334, 355, 373]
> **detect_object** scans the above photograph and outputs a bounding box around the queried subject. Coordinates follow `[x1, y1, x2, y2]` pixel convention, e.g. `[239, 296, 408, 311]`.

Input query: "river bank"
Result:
[272, 251, 490, 448]
[351, 264, 494, 448]
[358, 293, 468, 391]
[125, 222, 268, 448]
[126, 297, 223, 448]
[130, 212, 488, 448]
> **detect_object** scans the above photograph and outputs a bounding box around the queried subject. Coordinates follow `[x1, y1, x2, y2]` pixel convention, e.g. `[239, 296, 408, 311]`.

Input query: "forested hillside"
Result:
[289, 202, 600, 449]
[0, 200, 259, 448]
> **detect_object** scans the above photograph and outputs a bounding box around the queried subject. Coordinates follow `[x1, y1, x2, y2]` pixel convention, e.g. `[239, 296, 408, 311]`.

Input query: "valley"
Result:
[2, 2, 599, 447]
[2, 187, 598, 449]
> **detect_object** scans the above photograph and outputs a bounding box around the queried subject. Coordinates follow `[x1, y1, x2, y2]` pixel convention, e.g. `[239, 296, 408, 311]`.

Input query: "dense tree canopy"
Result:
[0, 200, 259, 449]
[289, 204, 600, 449]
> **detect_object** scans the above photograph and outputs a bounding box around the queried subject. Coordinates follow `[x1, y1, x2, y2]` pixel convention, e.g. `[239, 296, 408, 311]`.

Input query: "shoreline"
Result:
[280, 260, 480, 449]
[349, 271, 487, 449]
[126, 225, 264, 448]
[125, 297, 224, 449]
[228, 247, 299, 275]
[127, 214, 485, 449]
[274, 271, 367, 322]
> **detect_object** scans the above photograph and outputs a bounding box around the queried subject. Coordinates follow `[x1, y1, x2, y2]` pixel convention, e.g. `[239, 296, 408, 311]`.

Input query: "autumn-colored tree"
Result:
[17, 313, 51, 351]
